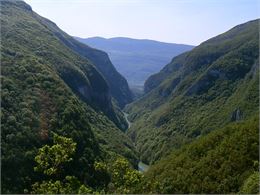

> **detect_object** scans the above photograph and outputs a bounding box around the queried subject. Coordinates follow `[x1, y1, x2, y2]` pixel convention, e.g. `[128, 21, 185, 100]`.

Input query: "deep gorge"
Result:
[1, 1, 259, 194]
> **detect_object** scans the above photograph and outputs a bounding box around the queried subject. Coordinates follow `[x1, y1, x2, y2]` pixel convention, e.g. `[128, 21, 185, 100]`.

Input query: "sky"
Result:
[24, 0, 259, 45]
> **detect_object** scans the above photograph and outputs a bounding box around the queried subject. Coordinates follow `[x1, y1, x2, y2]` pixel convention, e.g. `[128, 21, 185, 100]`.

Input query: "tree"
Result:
[32, 133, 92, 194]
[108, 157, 143, 193]
[32, 176, 93, 194]
[34, 133, 76, 176]
[239, 172, 259, 194]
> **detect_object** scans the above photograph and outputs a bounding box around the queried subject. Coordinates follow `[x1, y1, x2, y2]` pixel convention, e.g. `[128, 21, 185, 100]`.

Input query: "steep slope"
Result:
[144, 52, 188, 93]
[52, 36, 133, 108]
[33, 13, 132, 110]
[145, 117, 259, 193]
[126, 19, 259, 164]
[75, 37, 194, 92]
[144, 19, 259, 93]
[2, 0, 130, 130]
[1, 1, 137, 193]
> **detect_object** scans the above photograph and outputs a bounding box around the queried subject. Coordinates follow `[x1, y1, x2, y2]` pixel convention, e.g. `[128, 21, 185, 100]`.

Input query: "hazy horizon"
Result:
[75, 36, 196, 46]
[24, 0, 259, 45]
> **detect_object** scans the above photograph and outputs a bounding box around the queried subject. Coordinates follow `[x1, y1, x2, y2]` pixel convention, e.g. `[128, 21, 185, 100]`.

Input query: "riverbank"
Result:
[123, 112, 150, 172]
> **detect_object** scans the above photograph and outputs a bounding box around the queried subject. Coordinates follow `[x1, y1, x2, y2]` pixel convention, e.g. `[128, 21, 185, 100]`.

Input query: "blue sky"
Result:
[24, 0, 259, 45]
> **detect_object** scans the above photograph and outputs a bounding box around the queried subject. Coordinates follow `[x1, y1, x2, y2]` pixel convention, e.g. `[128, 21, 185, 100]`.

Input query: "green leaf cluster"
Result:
[34, 133, 76, 176]
[239, 172, 260, 194]
[31, 134, 93, 194]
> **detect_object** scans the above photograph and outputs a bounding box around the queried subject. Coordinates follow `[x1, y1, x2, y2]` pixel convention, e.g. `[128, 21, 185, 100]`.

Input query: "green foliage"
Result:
[239, 172, 259, 194]
[34, 133, 76, 176]
[108, 158, 143, 193]
[1, 52, 101, 192]
[33, 144, 144, 194]
[31, 136, 142, 194]
[31, 176, 93, 194]
[32, 134, 93, 194]
[145, 118, 259, 193]
[78, 184, 94, 194]
[92, 158, 144, 194]
[93, 161, 111, 190]
[32, 180, 64, 194]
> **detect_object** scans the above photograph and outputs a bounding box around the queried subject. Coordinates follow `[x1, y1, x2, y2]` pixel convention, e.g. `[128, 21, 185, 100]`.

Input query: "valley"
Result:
[75, 37, 194, 97]
[1, 0, 259, 194]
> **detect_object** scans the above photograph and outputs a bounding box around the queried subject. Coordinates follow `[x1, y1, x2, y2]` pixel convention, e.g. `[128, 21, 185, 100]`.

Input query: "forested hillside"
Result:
[144, 117, 259, 194]
[1, 1, 136, 193]
[126, 19, 259, 164]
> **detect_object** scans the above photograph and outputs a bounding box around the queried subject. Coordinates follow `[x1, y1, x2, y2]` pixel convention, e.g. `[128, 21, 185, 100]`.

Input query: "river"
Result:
[123, 112, 131, 129]
[123, 112, 150, 172]
[138, 161, 149, 172]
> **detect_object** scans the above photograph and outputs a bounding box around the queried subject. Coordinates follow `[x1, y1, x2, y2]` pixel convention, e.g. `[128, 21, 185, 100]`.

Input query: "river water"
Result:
[138, 161, 149, 172]
[123, 112, 131, 128]
[123, 112, 150, 172]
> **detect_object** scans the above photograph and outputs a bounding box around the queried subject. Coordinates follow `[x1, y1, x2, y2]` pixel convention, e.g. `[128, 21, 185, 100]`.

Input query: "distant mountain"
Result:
[75, 36, 194, 93]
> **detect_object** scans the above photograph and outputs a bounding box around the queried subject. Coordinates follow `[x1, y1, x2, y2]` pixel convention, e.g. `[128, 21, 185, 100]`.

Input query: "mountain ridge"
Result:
[78, 36, 194, 46]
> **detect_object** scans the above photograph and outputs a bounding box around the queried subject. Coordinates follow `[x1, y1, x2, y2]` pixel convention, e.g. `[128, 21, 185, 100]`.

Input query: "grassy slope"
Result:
[126, 19, 259, 164]
[1, 1, 137, 193]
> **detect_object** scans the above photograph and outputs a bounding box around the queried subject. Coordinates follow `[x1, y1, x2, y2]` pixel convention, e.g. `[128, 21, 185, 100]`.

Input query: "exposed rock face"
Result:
[55, 33, 133, 108]
[33, 6, 133, 108]
[231, 108, 243, 121]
